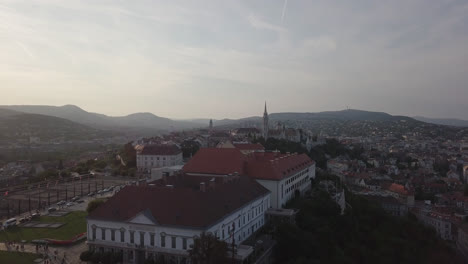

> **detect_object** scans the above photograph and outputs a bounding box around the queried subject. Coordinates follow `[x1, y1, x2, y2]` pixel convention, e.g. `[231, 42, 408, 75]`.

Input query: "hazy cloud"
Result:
[0, 0, 467, 119]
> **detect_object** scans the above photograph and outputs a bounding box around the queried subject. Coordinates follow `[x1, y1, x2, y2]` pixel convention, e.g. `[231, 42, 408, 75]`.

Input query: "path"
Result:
[0, 240, 87, 264]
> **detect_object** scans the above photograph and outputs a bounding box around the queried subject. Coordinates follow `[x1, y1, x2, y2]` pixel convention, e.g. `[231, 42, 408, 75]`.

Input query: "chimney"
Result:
[200, 182, 206, 192]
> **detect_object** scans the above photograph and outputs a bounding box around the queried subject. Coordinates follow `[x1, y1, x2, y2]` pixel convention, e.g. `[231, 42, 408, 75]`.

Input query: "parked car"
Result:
[19, 217, 28, 224]
[48, 207, 57, 213]
[3, 218, 17, 228]
[71, 196, 80, 202]
[57, 200, 66, 206]
[31, 213, 40, 219]
[66, 202, 74, 207]
[77, 200, 85, 204]
[87, 192, 95, 197]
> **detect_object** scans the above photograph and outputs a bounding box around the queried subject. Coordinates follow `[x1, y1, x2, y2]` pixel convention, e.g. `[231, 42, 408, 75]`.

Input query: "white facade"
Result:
[414, 210, 454, 241]
[256, 163, 315, 209]
[87, 194, 270, 264]
[137, 153, 183, 173]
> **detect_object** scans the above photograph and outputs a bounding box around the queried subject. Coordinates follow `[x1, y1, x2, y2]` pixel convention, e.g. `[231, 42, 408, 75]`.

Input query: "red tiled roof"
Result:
[183, 148, 314, 181]
[88, 175, 269, 228]
[140, 144, 181, 156]
[384, 183, 409, 195]
[183, 148, 247, 175]
[246, 152, 314, 181]
[233, 143, 265, 151]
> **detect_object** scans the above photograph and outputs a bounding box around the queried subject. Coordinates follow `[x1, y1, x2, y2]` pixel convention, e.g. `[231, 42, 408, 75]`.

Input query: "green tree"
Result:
[189, 232, 229, 264]
[86, 199, 106, 213]
[80, 250, 93, 262]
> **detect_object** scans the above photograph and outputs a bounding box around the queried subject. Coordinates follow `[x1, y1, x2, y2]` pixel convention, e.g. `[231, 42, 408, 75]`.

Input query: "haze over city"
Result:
[1, 0, 468, 119]
[3, 2, 468, 263]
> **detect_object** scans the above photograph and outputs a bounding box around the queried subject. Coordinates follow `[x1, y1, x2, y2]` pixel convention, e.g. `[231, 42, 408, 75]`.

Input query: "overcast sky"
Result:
[1, 0, 467, 119]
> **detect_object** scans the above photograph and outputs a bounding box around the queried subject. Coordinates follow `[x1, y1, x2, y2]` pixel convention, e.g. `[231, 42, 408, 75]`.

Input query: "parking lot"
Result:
[0, 175, 132, 222]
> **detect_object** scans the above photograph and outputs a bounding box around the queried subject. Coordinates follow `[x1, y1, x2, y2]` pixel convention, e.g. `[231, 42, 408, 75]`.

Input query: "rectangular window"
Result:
[171, 237, 176, 249]
[150, 233, 155, 246]
[92, 228, 96, 240]
[111, 230, 115, 241]
[102, 229, 106, 240]
[183, 238, 187, 250]
[140, 232, 145, 246]
[161, 235, 165, 247]
[130, 231, 134, 244]
[120, 230, 125, 242]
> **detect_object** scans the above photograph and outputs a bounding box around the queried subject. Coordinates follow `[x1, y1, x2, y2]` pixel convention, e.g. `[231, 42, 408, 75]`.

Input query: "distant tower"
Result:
[209, 119, 213, 129]
[263, 102, 269, 139]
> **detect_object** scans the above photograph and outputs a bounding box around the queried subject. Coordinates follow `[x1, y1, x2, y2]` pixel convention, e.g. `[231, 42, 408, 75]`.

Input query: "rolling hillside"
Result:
[0, 109, 107, 142]
[0, 105, 200, 132]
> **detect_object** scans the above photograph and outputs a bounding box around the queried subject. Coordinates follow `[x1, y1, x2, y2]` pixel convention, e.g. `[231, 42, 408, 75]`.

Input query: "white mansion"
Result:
[136, 144, 183, 173]
[87, 174, 269, 264]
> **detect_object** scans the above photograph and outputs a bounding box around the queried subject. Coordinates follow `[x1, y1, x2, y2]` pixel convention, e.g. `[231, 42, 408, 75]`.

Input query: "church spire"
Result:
[263, 101, 269, 139]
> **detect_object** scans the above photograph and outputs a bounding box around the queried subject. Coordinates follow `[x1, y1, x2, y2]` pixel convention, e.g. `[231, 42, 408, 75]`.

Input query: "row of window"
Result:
[286, 177, 309, 194]
[142, 161, 176, 167]
[217, 217, 265, 243]
[91, 228, 189, 250]
[215, 200, 268, 240]
[285, 169, 308, 185]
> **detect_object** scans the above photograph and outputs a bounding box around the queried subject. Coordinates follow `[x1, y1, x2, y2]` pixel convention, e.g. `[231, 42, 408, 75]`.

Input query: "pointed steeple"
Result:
[263, 101, 269, 139]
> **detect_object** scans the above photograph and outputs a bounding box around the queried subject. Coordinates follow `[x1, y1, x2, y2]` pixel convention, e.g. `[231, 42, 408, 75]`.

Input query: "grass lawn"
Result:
[0, 211, 87, 242]
[0, 251, 41, 264]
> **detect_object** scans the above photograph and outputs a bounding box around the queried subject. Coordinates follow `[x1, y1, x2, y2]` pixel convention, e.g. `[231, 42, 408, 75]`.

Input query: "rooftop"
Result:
[89, 174, 269, 229]
[183, 148, 314, 181]
[139, 144, 182, 156]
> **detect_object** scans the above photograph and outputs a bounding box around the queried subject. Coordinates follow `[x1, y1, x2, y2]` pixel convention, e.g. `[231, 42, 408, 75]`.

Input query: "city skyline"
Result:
[1, 0, 467, 119]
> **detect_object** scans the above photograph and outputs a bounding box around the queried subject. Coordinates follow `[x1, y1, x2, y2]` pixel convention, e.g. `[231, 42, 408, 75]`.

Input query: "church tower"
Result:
[263, 102, 269, 139]
[209, 119, 213, 130]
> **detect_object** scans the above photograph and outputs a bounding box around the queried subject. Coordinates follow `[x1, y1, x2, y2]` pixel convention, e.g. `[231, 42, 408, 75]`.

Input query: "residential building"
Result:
[183, 148, 315, 208]
[136, 144, 183, 173]
[87, 174, 270, 264]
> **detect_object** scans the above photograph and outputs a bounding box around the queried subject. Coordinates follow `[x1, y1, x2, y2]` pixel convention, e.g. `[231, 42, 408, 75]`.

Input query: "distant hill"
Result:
[413, 116, 468, 127]
[208, 109, 419, 128]
[0, 105, 201, 132]
[0, 106, 437, 135]
[269, 109, 415, 122]
[0, 108, 104, 141]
